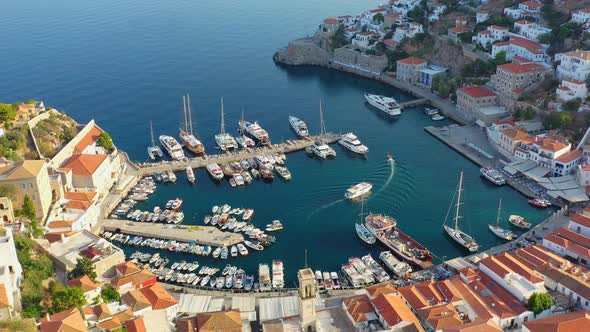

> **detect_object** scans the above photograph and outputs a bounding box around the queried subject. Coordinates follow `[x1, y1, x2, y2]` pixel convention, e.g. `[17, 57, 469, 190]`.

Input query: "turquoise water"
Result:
[0, 0, 552, 283]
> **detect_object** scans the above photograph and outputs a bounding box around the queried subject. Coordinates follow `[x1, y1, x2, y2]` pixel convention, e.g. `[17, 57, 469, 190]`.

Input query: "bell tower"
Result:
[298, 268, 316, 331]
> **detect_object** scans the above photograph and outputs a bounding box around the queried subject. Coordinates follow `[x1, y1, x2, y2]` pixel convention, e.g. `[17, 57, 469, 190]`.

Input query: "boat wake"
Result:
[306, 198, 346, 220]
[374, 160, 396, 198]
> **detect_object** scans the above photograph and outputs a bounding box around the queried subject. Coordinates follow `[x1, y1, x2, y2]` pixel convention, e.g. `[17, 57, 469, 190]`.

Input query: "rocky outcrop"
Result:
[273, 36, 332, 66]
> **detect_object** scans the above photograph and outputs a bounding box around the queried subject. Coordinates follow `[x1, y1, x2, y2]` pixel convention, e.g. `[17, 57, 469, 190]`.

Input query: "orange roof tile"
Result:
[111, 269, 155, 288]
[458, 86, 496, 98]
[398, 56, 427, 65]
[418, 303, 463, 330]
[64, 192, 97, 202]
[44, 230, 78, 243]
[62, 154, 108, 176]
[553, 227, 590, 248]
[498, 62, 543, 74]
[125, 317, 147, 332]
[66, 200, 92, 211]
[93, 303, 112, 321]
[121, 290, 152, 313]
[139, 282, 177, 310]
[342, 294, 374, 323]
[443, 319, 503, 332]
[372, 293, 423, 330]
[450, 26, 470, 33]
[40, 308, 88, 332]
[500, 128, 530, 140]
[544, 233, 590, 259]
[521, 1, 543, 8]
[561, 50, 590, 61]
[0, 284, 9, 309]
[116, 261, 142, 277]
[67, 275, 100, 292]
[366, 282, 397, 297]
[571, 213, 590, 228]
[556, 150, 582, 164]
[48, 220, 74, 229]
[523, 311, 590, 332]
[398, 284, 430, 309]
[74, 125, 103, 153]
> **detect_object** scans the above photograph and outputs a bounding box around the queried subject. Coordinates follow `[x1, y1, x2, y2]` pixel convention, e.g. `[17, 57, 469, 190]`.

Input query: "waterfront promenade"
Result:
[102, 219, 244, 247]
[132, 133, 340, 176]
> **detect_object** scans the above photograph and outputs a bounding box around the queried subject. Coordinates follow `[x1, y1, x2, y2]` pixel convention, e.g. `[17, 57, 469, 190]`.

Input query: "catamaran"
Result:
[443, 172, 479, 252]
[345, 182, 373, 200]
[179, 94, 205, 155]
[215, 98, 238, 151]
[307, 101, 336, 159]
[289, 116, 309, 137]
[339, 133, 369, 155]
[364, 93, 401, 116]
[147, 121, 163, 160]
[159, 135, 185, 160]
[488, 198, 515, 240]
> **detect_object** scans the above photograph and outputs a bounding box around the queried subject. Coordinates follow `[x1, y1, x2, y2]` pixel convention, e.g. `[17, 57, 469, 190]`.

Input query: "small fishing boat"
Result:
[230, 245, 238, 257]
[528, 198, 551, 208]
[186, 166, 195, 184]
[509, 215, 531, 229]
[355, 223, 376, 244]
[432, 114, 445, 121]
[243, 209, 254, 221]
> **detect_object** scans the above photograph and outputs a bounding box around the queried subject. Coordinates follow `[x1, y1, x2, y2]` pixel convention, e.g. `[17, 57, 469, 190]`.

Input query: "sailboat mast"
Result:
[319, 100, 325, 137]
[496, 198, 502, 226]
[454, 172, 464, 230]
[220, 98, 225, 135]
[150, 121, 155, 146]
[182, 96, 188, 133]
[187, 94, 194, 135]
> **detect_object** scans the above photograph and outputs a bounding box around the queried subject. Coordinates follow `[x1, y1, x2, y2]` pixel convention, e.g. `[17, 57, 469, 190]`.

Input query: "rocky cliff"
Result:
[273, 35, 332, 66]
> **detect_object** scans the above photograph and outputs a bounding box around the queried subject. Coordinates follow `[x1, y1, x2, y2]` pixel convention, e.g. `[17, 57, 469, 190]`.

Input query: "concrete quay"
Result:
[101, 220, 244, 247]
[132, 133, 340, 176]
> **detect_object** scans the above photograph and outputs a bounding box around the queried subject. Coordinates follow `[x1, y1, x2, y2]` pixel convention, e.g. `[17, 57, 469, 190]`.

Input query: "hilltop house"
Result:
[473, 25, 508, 47]
[514, 20, 551, 42]
[557, 79, 588, 102]
[555, 50, 590, 81]
[492, 36, 547, 63]
[396, 57, 427, 84]
[456, 86, 506, 125]
[490, 62, 547, 105]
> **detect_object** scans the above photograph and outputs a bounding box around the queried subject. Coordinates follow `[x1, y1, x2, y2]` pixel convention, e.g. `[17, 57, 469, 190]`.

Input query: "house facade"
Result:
[396, 57, 427, 84]
[490, 62, 546, 101]
[557, 79, 588, 102]
[492, 37, 547, 63]
[0, 160, 52, 221]
[555, 50, 590, 81]
[456, 86, 498, 122]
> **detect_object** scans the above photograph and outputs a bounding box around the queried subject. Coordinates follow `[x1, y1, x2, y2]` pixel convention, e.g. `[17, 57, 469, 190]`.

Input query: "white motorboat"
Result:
[339, 133, 368, 154]
[345, 182, 372, 200]
[272, 260, 285, 289]
[206, 163, 224, 180]
[179, 94, 205, 154]
[239, 119, 271, 145]
[243, 208, 254, 221]
[488, 198, 515, 240]
[364, 93, 401, 116]
[424, 107, 438, 116]
[274, 165, 291, 180]
[289, 116, 309, 137]
[215, 98, 238, 151]
[310, 141, 336, 159]
[236, 135, 255, 148]
[443, 172, 478, 252]
[186, 166, 195, 184]
[259, 264, 272, 291]
[147, 121, 163, 160]
[509, 215, 531, 229]
[432, 114, 445, 121]
[480, 167, 506, 186]
[159, 135, 185, 160]
[379, 251, 412, 277]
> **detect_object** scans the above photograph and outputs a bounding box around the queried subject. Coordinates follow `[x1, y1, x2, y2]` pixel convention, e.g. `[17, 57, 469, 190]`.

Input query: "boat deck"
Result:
[101, 219, 244, 247]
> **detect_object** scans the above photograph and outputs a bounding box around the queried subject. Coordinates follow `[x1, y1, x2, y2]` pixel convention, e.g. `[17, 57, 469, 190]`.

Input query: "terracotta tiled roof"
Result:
[458, 86, 496, 98]
[553, 227, 590, 248]
[515, 19, 534, 25]
[509, 36, 544, 54]
[323, 17, 338, 24]
[418, 303, 463, 330]
[111, 269, 156, 288]
[480, 252, 543, 283]
[44, 230, 78, 243]
[386, 13, 401, 18]
[62, 154, 108, 176]
[538, 137, 569, 152]
[369, 8, 386, 13]
[397, 56, 426, 65]
[65, 200, 92, 211]
[366, 282, 397, 297]
[458, 267, 478, 282]
[383, 39, 396, 46]
[523, 311, 590, 332]
[121, 290, 152, 312]
[498, 62, 543, 74]
[490, 25, 508, 30]
[515, 245, 568, 267]
[544, 233, 590, 259]
[139, 282, 177, 310]
[0, 284, 9, 309]
[521, 1, 543, 8]
[67, 275, 100, 292]
[342, 294, 374, 322]
[564, 78, 586, 85]
[97, 309, 134, 331]
[125, 317, 147, 332]
[443, 319, 503, 331]
[494, 120, 517, 127]
[571, 213, 590, 228]
[74, 125, 103, 154]
[371, 293, 423, 330]
[500, 128, 530, 140]
[449, 26, 470, 33]
[48, 220, 74, 229]
[556, 150, 582, 164]
[398, 284, 430, 309]
[115, 261, 142, 277]
[0, 160, 46, 180]
[40, 308, 88, 332]
[64, 192, 96, 202]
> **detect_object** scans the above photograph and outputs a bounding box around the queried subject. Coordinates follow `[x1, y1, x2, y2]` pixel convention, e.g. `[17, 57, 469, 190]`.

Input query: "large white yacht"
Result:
[339, 133, 368, 154]
[159, 135, 185, 160]
[215, 98, 238, 151]
[239, 120, 271, 145]
[289, 116, 309, 137]
[364, 93, 401, 116]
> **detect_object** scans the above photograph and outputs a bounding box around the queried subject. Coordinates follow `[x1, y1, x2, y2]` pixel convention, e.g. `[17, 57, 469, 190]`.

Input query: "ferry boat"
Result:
[186, 166, 195, 184]
[488, 198, 515, 240]
[272, 260, 284, 289]
[379, 251, 412, 277]
[362, 254, 390, 283]
[341, 264, 363, 288]
[480, 167, 506, 186]
[179, 94, 205, 154]
[528, 198, 551, 208]
[509, 215, 531, 229]
[159, 135, 185, 160]
[443, 172, 478, 252]
[259, 264, 272, 291]
[239, 120, 271, 145]
[147, 121, 163, 160]
[366, 214, 433, 268]
[206, 164, 224, 180]
[355, 223, 376, 244]
[364, 93, 401, 116]
[215, 98, 238, 151]
[345, 182, 373, 199]
[289, 116, 309, 137]
[339, 133, 369, 155]
[349, 257, 374, 284]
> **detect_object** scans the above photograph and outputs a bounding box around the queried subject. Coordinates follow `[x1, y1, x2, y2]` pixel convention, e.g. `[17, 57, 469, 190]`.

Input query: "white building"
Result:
[0, 227, 22, 319]
[519, 1, 543, 16]
[504, 7, 525, 20]
[476, 10, 490, 23]
[473, 25, 509, 46]
[557, 79, 588, 102]
[492, 36, 547, 63]
[352, 32, 372, 49]
[514, 20, 551, 42]
[555, 50, 590, 81]
[572, 8, 590, 24]
[516, 134, 583, 176]
[61, 154, 114, 194]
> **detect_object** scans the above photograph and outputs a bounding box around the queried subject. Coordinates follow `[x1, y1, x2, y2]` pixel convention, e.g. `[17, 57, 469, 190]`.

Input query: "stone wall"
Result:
[273, 38, 331, 66]
[333, 47, 388, 73]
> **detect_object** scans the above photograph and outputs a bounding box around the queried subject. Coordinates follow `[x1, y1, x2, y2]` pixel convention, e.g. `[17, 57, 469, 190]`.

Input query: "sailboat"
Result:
[179, 94, 205, 155]
[488, 198, 515, 241]
[236, 109, 256, 148]
[306, 100, 336, 159]
[443, 172, 479, 252]
[147, 121, 163, 160]
[355, 199, 376, 244]
[214, 98, 238, 151]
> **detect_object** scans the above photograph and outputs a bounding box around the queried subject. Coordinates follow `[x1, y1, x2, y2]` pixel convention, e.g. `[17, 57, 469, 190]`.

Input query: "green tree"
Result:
[373, 13, 384, 24]
[562, 99, 582, 112]
[543, 111, 574, 130]
[97, 132, 115, 152]
[69, 256, 97, 282]
[18, 195, 36, 220]
[458, 32, 474, 44]
[0, 103, 16, 123]
[0, 184, 17, 200]
[101, 284, 120, 303]
[527, 292, 553, 315]
[50, 287, 87, 314]
[385, 49, 410, 71]
[493, 51, 507, 65]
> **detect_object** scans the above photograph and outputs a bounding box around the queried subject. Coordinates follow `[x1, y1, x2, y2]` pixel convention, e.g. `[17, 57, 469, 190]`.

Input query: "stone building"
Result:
[456, 86, 505, 124]
[396, 57, 427, 84]
[0, 160, 52, 221]
[490, 62, 547, 106]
